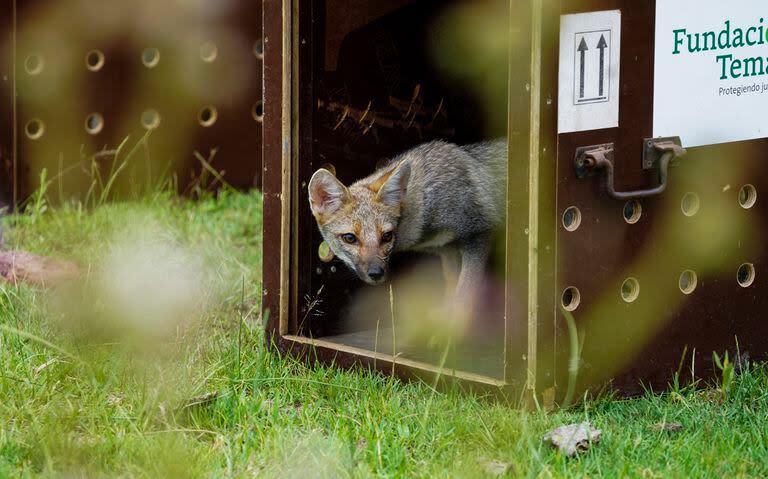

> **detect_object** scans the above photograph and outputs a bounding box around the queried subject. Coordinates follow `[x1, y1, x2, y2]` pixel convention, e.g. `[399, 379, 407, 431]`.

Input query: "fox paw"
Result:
[425, 303, 472, 342]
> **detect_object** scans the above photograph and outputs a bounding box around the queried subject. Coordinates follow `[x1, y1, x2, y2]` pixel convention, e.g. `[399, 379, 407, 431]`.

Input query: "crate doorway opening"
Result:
[292, 0, 511, 380]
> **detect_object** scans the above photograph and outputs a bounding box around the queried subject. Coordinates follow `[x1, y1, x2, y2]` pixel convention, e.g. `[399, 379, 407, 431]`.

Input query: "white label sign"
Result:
[655, 1, 768, 147]
[558, 10, 622, 134]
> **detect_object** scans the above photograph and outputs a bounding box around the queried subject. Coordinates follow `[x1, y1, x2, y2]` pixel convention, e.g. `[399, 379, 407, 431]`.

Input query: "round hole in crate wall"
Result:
[141, 47, 160, 68]
[200, 42, 218, 63]
[737, 263, 756, 288]
[85, 49, 105, 72]
[141, 109, 161, 129]
[24, 54, 45, 75]
[681, 192, 701, 217]
[84, 113, 104, 135]
[561, 286, 581, 312]
[679, 270, 698, 295]
[253, 39, 264, 59]
[198, 106, 218, 127]
[739, 184, 757, 209]
[623, 200, 642, 224]
[252, 101, 264, 122]
[25, 119, 45, 140]
[562, 206, 582, 232]
[621, 278, 640, 303]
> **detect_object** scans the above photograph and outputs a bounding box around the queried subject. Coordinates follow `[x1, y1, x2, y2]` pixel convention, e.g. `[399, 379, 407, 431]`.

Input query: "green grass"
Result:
[1, 190, 768, 478]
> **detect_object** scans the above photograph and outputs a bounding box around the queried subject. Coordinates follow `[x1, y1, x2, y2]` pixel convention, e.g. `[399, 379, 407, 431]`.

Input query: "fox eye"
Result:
[341, 233, 358, 245]
[381, 231, 394, 243]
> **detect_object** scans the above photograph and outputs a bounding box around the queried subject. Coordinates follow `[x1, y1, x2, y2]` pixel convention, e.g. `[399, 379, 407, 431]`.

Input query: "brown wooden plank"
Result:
[262, 0, 287, 340]
[0, 0, 15, 209]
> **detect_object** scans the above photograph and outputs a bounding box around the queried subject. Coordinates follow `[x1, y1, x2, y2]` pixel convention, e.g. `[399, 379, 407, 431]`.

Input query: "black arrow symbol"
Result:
[597, 34, 608, 97]
[577, 37, 588, 99]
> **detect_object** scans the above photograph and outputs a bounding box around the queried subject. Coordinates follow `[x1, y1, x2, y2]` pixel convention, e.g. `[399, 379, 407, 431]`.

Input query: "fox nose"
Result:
[367, 266, 385, 282]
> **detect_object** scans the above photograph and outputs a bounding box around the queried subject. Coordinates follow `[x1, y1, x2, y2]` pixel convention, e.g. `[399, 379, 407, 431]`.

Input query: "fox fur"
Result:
[308, 139, 506, 302]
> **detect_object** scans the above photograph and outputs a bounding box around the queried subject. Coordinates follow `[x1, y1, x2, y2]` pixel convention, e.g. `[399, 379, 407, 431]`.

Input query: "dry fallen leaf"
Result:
[280, 402, 306, 414]
[182, 391, 219, 409]
[34, 357, 60, 376]
[543, 422, 601, 456]
[699, 389, 724, 404]
[356, 438, 368, 453]
[0, 251, 79, 287]
[478, 458, 514, 477]
[652, 422, 683, 433]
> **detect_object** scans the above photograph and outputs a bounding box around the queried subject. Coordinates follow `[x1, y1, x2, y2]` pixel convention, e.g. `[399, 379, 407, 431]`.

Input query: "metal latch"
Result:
[574, 137, 687, 200]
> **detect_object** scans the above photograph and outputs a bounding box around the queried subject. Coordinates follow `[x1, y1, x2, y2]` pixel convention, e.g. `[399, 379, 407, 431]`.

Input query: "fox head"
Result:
[308, 162, 411, 285]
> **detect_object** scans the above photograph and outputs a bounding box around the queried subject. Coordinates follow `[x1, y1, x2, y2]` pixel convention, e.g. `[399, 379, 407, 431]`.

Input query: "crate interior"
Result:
[294, 0, 510, 379]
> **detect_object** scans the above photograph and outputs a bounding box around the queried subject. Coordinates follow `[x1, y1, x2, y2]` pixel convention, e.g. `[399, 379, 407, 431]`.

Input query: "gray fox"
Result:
[308, 139, 507, 303]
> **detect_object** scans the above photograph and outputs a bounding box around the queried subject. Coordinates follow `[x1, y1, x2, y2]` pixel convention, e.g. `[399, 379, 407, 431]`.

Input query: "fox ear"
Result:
[308, 169, 350, 217]
[375, 162, 411, 207]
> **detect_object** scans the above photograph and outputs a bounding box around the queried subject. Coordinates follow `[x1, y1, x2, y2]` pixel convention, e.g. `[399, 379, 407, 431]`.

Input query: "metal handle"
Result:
[574, 137, 687, 200]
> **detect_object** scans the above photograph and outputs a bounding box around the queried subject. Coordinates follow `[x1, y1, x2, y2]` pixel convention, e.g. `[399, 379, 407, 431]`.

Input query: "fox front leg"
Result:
[428, 236, 490, 338]
[440, 248, 461, 298]
[425, 238, 488, 341]
[454, 236, 491, 311]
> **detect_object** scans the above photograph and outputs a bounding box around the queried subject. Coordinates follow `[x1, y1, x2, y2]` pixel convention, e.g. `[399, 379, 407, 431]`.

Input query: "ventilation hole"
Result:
[319, 163, 337, 176]
[197, 106, 218, 127]
[253, 39, 264, 59]
[681, 192, 701, 217]
[141, 47, 160, 68]
[140, 109, 161, 130]
[84, 113, 104, 135]
[252, 101, 264, 122]
[737, 263, 756, 288]
[318, 242, 334, 263]
[621, 278, 640, 303]
[200, 42, 218, 63]
[623, 200, 643, 224]
[561, 286, 581, 312]
[739, 184, 758, 210]
[24, 119, 45, 140]
[562, 206, 582, 232]
[679, 270, 698, 295]
[24, 54, 45, 75]
[85, 49, 105, 72]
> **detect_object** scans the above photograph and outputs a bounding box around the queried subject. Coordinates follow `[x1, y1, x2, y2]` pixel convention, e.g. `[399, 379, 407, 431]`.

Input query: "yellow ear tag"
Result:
[318, 242, 335, 263]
